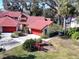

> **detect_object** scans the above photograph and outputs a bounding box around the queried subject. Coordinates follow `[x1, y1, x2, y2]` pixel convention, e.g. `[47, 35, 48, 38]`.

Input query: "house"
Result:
[0, 11, 52, 36]
[65, 17, 79, 28]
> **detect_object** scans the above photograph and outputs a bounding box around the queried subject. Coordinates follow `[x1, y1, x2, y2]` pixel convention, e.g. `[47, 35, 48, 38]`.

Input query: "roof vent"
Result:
[45, 18, 47, 21]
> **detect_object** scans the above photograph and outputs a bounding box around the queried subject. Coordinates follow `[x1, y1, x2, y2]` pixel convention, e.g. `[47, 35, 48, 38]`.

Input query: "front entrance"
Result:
[45, 29, 47, 35]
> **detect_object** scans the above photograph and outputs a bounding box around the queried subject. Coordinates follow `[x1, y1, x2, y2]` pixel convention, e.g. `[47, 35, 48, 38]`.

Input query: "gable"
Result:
[27, 16, 52, 30]
[0, 17, 18, 27]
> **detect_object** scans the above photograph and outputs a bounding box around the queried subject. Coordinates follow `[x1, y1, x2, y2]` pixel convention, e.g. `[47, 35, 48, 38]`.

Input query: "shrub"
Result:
[11, 33, 19, 38]
[11, 32, 19, 38]
[35, 38, 42, 43]
[23, 39, 36, 51]
[0, 32, 1, 35]
[41, 35, 48, 39]
[48, 23, 63, 37]
[0, 35, 2, 39]
[71, 32, 79, 40]
[66, 28, 76, 37]
[0, 32, 2, 39]
[48, 31, 59, 37]
[49, 23, 62, 32]
[23, 38, 42, 51]
[18, 31, 25, 36]
[11, 31, 25, 38]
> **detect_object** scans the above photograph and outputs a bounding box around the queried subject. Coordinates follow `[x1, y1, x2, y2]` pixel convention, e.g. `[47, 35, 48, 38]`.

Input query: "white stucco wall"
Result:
[70, 18, 77, 28]
[19, 24, 23, 30]
[66, 17, 79, 28]
[28, 28, 32, 33]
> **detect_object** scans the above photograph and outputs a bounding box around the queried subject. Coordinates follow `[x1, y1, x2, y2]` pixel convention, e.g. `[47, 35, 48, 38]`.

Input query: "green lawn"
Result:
[0, 37, 79, 59]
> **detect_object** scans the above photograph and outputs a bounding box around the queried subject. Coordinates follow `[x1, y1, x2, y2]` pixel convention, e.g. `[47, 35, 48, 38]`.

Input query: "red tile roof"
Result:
[0, 11, 52, 30]
[0, 11, 7, 17]
[0, 11, 21, 18]
[46, 18, 51, 21]
[0, 17, 18, 27]
[26, 16, 52, 30]
[5, 11, 21, 17]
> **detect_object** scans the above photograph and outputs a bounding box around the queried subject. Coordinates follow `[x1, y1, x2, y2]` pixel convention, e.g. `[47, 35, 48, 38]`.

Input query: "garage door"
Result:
[31, 29, 42, 35]
[3, 27, 16, 32]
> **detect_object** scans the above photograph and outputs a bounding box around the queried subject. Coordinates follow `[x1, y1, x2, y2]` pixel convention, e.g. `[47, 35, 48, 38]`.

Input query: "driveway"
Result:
[0, 33, 40, 51]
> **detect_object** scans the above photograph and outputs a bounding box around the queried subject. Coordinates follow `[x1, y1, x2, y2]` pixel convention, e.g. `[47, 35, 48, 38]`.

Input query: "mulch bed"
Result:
[33, 42, 56, 52]
[43, 45, 56, 51]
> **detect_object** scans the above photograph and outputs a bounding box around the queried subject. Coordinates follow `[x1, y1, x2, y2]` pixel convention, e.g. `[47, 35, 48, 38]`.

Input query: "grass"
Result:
[0, 36, 79, 59]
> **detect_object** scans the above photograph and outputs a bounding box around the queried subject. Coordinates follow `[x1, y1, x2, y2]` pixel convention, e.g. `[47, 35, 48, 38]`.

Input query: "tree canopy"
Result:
[3, 0, 79, 17]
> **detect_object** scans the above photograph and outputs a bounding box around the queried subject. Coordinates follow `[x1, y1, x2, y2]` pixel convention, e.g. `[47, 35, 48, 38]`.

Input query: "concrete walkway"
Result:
[0, 33, 40, 51]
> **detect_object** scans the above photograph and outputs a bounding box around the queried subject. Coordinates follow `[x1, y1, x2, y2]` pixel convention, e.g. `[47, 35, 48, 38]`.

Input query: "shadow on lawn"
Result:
[2, 54, 36, 59]
[60, 35, 70, 40]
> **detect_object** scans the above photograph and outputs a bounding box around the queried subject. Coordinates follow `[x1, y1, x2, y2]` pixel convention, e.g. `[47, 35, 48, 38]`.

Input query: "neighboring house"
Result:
[70, 17, 77, 28]
[0, 11, 52, 36]
[66, 17, 79, 28]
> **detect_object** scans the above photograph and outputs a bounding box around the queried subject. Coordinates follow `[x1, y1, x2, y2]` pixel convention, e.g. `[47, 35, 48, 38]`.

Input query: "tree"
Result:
[29, 0, 43, 16]
[44, 8, 56, 18]
[3, 0, 29, 12]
